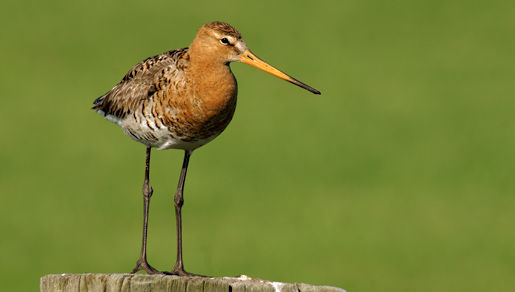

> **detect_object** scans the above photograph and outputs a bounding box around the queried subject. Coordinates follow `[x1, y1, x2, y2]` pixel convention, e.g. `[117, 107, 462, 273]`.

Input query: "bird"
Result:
[92, 21, 320, 276]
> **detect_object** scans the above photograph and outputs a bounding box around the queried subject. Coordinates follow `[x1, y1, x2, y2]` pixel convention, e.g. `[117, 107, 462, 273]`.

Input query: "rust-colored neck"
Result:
[186, 41, 237, 115]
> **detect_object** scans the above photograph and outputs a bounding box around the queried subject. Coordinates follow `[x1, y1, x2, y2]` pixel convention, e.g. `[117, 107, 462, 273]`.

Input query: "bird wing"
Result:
[92, 48, 189, 120]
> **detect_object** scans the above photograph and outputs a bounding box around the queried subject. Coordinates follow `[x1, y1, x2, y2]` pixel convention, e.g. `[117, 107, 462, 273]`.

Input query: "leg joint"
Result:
[143, 182, 153, 199]
[174, 192, 183, 208]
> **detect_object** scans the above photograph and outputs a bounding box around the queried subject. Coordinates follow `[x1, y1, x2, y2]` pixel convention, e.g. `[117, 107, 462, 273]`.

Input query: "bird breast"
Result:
[148, 64, 238, 148]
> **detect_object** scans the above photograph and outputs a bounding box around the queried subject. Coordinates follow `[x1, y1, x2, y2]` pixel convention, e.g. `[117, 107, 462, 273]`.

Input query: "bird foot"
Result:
[131, 258, 161, 274]
[169, 266, 207, 277]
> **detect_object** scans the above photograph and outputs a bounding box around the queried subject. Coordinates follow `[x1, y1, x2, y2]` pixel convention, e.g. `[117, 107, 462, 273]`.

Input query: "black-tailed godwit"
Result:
[93, 21, 320, 276]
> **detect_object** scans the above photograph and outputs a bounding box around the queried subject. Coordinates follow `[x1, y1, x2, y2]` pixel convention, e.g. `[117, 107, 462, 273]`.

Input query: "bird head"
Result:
[191, 21, 320, 94]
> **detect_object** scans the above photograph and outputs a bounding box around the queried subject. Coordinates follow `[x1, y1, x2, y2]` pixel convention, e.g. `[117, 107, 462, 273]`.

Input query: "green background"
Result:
[1, 0, 514, 291]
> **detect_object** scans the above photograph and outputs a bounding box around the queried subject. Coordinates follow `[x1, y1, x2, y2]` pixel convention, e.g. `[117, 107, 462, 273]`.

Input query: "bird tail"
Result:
[92, 94, 106, 113]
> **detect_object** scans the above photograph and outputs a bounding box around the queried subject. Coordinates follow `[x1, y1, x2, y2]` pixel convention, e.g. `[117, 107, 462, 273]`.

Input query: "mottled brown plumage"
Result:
[93, 21, 320, 276]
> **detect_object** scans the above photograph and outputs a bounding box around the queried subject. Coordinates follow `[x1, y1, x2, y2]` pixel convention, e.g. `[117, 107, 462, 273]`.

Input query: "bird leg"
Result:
[170, 150, 203, 277]
[131, 146, 160, 274]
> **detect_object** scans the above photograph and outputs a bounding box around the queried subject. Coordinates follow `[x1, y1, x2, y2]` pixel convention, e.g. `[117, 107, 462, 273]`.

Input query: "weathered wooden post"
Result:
[40, 274, 345, 292]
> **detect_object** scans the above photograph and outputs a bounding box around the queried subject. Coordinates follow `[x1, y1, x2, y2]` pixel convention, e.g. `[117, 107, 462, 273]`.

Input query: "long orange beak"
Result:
[239, 50, 321, 95]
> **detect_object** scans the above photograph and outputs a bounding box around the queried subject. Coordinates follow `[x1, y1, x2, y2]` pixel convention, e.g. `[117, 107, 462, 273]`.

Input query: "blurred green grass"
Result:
[1, 0, 515, 291]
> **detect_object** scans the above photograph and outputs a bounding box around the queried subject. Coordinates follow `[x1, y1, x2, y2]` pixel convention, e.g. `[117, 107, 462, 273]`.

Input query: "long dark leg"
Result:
[131, 146, 159, 274]
[170, 150, 201, 276]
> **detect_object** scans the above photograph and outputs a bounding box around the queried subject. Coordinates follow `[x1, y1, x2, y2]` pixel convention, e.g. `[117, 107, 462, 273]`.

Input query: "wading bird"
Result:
[93, 21, 320, 276]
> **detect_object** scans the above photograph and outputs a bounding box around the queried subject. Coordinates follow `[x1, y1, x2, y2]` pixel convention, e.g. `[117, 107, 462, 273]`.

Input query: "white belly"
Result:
[98, 110, 218, 151]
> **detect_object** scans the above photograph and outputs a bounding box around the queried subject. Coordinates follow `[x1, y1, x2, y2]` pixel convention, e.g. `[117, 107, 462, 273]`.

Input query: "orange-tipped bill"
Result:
[239, 50, 321, 95]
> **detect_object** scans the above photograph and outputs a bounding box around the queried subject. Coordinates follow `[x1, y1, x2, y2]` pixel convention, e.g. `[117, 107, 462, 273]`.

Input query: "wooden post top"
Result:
[40, 273, 345, 292]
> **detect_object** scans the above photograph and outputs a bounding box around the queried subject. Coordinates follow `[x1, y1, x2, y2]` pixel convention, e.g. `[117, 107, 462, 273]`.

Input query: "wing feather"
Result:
[92, 48, 189, 120]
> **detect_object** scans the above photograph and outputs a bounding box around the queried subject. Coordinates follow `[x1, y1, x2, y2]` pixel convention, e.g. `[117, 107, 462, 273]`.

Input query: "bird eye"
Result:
[220, 38, 230, 45]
